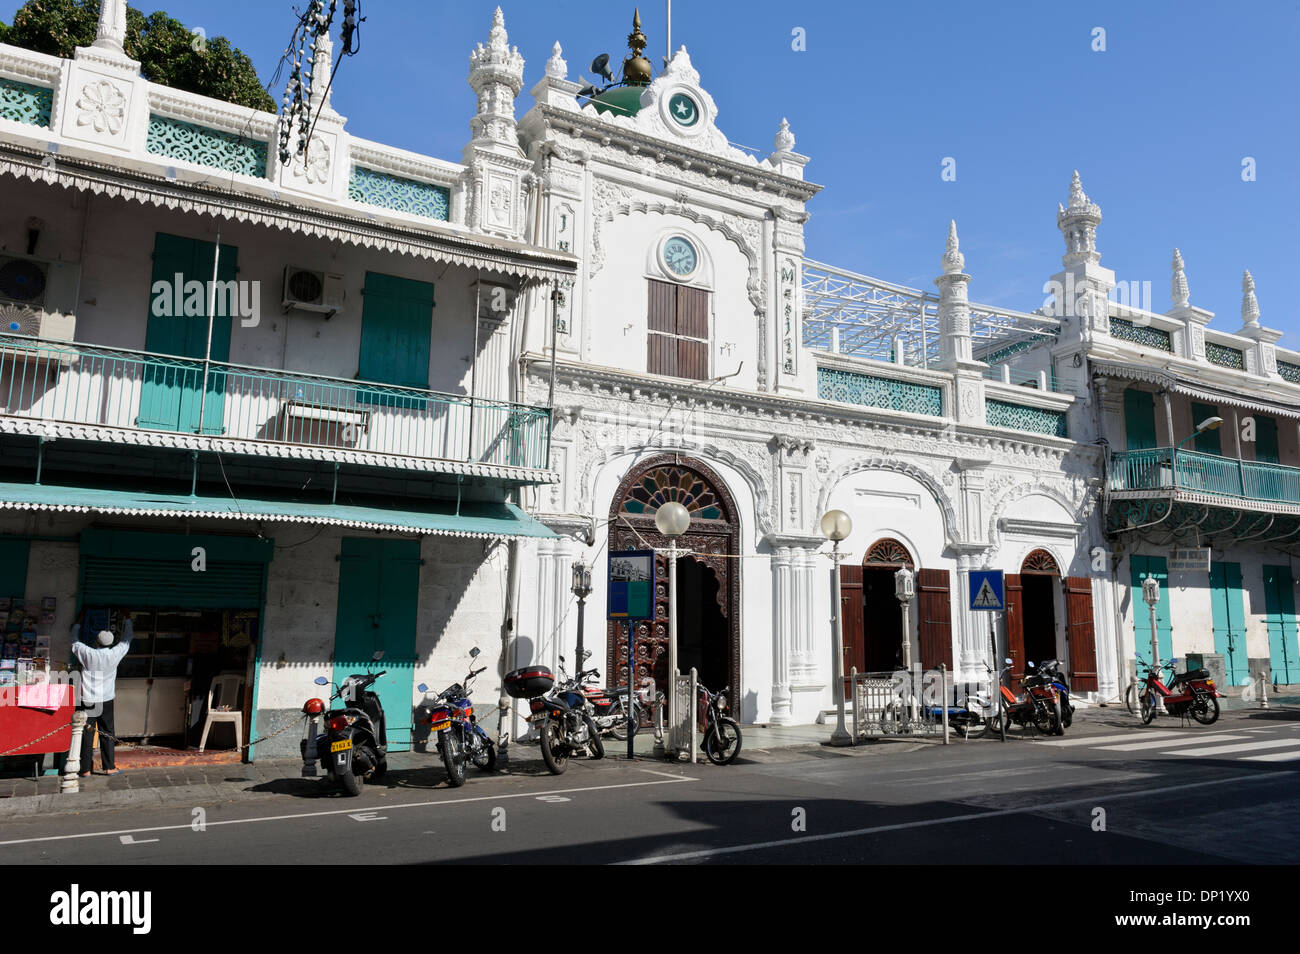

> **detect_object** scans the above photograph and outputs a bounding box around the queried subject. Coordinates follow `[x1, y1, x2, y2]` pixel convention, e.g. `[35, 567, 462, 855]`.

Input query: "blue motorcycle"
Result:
[1038, 658, 1074, 729]
[416, 647, 495, 788]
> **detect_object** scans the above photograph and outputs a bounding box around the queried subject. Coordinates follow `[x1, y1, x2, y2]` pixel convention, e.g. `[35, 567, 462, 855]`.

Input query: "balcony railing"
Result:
[0, 334, 550, 471]
[1109, 447, 1300, 506]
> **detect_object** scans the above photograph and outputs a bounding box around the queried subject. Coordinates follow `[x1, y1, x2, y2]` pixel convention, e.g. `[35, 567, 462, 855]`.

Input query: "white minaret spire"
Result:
[1171, 248, 1190, 310]
[1241, 270, 1260, 327]
[1056, 170, 1103, 266]
[93, 0, 128, 53]
[467, 6, 525, 149]
[936, 220, 978, 370]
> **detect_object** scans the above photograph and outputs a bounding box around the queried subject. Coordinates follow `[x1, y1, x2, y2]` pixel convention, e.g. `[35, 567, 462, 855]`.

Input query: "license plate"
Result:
[429, 720, 451, 732]
[329, 739, 352, 753]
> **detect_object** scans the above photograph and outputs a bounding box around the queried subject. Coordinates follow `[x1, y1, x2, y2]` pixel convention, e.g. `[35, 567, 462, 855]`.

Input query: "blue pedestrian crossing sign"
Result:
[969, 570, 1005, 611]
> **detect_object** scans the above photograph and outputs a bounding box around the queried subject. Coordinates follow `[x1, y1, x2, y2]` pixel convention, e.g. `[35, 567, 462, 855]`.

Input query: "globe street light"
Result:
[655, 501, 691, 757]
[820, 509, 853, 746]
[894, 565, 917, 725]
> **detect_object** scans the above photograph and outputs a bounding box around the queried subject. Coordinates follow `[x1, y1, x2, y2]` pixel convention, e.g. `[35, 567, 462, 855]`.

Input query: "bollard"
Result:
[1260, 671, 1269, 710]
[940, 664, 949, 745]
[61, 709, 87, 794]
[850, 666, 858, 742]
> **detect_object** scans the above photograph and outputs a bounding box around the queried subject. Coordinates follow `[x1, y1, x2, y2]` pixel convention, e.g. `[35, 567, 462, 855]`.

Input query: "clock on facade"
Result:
[662, 236, 698, 277]
[667, 92, 700, 127]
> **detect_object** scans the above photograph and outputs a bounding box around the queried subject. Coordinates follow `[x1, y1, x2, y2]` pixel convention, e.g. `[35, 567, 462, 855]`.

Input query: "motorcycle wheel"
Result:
[338, 765, 362, 797]
[471, 737, 497, 772]
[1052, 699, 1065, 736]
[1033, 702, 1055, 734]
[1062, 705, 1074, 729]
[704, 717, 742, 765]
[440, 729, 467, 787]
[584, 716, 605, 760]
[1191, 692, 1220, 726]
[1139, 689, 1158, 725]
[610, 700, 635, 741]
[959, 718, 987, 740]
[539, 718, 569, 775]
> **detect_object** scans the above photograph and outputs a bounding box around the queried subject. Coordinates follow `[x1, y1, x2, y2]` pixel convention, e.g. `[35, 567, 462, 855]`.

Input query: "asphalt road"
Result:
[2, 708, 1298, 865]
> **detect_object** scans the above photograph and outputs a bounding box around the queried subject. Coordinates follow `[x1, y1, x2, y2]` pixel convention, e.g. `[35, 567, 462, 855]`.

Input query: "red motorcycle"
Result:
[1136, 655, 1221, 725]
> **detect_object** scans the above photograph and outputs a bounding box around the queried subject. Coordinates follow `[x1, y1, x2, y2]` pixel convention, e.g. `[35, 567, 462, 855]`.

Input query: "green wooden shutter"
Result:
[1209, 562, 1248, 686]
[1254, 415, 1279, 464]
[1263, 564, 1299, 684]
[0, 538, 31, 599]
[358, 272, 434, 389]
[78, 529, 271, 609]
[1131, 555, 1172, 662]
[1191, 402, 1222, 455]
[140, 233, 238, 433]
[1123, 388, 1158, 450]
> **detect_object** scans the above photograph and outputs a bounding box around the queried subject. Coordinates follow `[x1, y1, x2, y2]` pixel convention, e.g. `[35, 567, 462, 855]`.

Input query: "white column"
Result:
[769, 546, 794, 725]
[792, 549, 819, 684]
[535, 537, 575, 673]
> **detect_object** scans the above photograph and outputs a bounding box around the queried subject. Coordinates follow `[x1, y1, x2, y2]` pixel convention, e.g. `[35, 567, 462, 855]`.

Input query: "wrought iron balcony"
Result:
[1109, 447, 1300, 506]
[0, 333, 551, 473]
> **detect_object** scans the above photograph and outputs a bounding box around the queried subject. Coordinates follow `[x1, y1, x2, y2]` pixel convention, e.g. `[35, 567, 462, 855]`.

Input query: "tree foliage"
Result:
[0, 0, 275, 113]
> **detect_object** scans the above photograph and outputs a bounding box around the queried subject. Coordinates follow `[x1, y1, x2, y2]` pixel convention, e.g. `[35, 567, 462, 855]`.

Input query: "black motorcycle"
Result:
[1037, 658, 1074, 729]
[415, 647, 495, 788]
[301, 651, 388, 796]
[990, 659, 1063, 736]
[700, 682, 742, 765]
[507, 656, 604, 775]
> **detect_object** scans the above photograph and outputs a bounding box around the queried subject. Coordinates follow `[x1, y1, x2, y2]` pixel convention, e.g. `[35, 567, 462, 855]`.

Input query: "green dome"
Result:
[590, 85, 645, 118]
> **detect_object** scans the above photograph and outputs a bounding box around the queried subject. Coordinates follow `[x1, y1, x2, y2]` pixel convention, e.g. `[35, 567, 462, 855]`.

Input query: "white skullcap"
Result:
[97, 630, 114, 646]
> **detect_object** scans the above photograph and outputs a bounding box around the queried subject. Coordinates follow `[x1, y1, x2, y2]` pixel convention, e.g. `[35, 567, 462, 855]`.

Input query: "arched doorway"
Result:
[1008, 548, 1061, 677]
[840, 538, 916, 691]
[607, 456, 740, 705]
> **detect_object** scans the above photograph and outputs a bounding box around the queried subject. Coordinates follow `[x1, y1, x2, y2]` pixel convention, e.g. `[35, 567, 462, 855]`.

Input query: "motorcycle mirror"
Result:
[371, 650, 385, 662]
[314, 676, 329, 686]
[1027, 661, 1035, 668]
[559, 655, 565, 664]
[582, 649, 592, 661]
[1004, 658, 1013, 665]
[469, 647, 481, 659]
[417, 683, 428, 693]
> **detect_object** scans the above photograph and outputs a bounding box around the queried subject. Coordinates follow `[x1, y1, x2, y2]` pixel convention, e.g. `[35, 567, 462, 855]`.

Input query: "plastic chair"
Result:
[199, 673, 245, 753]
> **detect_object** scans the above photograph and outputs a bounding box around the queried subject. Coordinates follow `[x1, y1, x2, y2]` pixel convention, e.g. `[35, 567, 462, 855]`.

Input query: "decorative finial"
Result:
[942, 220, 965, 273]
[774, 118, 795, 153]
[623, 7, 653, 84]
[92, 0, 128, 53]
[546, 41, 568, 80]
[1057, 170, 1102, 266]
[1242, 270, 1260, 326]
[1171, 248, 1189, 309]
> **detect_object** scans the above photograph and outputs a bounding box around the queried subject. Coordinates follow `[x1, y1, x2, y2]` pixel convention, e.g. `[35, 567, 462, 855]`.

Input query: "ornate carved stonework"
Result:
[75, 79, 125, 136]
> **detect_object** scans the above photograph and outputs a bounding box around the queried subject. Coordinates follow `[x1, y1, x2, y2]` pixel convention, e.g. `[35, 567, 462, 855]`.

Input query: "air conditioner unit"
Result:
[282, 266, 345, 317]
[0, 254, 78, 344]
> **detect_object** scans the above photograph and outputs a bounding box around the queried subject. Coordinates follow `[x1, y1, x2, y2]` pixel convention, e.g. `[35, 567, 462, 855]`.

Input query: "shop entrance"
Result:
[608, 457, 740, 706]
[1021, 575, 1058, 664]
[862, 568, 904, 671]
[1006, 549, 1062, 681]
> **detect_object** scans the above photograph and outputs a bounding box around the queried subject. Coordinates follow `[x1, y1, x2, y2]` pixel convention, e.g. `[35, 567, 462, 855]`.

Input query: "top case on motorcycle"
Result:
[505, 666, 555, 699]
[1173, 667, 1210, 683]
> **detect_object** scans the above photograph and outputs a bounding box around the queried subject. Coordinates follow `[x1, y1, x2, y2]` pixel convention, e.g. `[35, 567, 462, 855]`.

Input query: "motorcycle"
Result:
[570, 651, 643, 741]
[507, 656, 604, 775]
[1038, 658, 1075, 729]
[415, 647, 495, 788]
[301, 650, 388, 797]
[699, 682, 742, 765]
[990, 659, 1063, 736]
[1136, 654, 1221, 725]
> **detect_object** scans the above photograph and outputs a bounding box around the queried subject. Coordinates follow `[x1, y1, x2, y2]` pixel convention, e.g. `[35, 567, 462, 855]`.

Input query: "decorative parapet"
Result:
[1110, 317, 1173, 353]
[985, 398, 1068, 438]
[1278, 361, 1300, 385]
[0, 77, 53, 128]
[1205, 340, 1245, 371]
[348, 165, 450, 220]
[817, 366, 943, 417]
[145, 114, 268, 177]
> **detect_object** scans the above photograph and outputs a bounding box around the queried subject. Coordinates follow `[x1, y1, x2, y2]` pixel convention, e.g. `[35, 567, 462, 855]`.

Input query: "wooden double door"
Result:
[840, 563, 953, 692]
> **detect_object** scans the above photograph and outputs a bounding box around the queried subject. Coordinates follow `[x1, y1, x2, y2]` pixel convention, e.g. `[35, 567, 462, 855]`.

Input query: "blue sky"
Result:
[5, 1, 1297, 339]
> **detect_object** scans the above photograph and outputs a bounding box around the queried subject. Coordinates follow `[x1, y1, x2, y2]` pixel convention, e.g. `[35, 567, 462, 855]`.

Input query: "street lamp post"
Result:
[655, 501, 691, 758]
[894, 565, 916, 724]
[571, 560, 592, 667]
[1141, 575, 1161, 710]
[821, 509, 853, 746]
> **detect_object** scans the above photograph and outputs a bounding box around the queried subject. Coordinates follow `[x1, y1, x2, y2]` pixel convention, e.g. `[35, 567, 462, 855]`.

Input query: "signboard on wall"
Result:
[969, 570, 1005, 611]
[607, 550, 654, 621]
[1169, 547, 1211, 573]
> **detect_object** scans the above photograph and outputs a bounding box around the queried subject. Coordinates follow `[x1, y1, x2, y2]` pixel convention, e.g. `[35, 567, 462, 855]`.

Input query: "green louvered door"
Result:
[357, 273, 434, 410]
[333, 539, 420, 751]
[1124, 388, 1158, 450]
[1263, 564, 1300, 685]
[139, 233, 237, 433]
[1131, 555, 1172, 663]
[0, 538, 30, 598]
[1209, 562, 1248, 687]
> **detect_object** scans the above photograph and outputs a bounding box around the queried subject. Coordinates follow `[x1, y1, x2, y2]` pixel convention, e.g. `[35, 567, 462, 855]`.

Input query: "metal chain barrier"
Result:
[0, 720, 75, 758]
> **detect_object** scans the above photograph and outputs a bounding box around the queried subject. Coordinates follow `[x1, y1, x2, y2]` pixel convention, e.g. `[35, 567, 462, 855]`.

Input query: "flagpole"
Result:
[666, 0, 672, 61]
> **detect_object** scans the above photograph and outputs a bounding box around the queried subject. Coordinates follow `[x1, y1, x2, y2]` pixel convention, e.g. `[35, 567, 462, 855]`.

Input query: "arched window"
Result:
[863, 537, 914, 568]
[1021, 548, 1061, 575]
[619, 464, 728, 521]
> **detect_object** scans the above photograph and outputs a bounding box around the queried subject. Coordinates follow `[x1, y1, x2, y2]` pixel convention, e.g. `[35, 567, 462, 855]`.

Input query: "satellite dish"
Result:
[590, 53, 612, 83]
